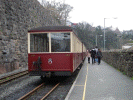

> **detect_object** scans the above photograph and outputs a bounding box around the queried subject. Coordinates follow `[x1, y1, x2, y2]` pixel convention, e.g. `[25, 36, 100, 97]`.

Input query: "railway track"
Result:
[18, 82, 60, 100]
[0, 70, 28, 85]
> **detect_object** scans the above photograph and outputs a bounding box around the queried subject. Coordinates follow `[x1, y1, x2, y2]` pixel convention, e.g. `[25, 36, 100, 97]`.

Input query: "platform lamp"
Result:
[96, 35, 103, 47]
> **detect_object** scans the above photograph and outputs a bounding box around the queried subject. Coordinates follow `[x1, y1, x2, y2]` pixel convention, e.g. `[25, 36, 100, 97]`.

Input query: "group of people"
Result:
[87, 46, 103, 65]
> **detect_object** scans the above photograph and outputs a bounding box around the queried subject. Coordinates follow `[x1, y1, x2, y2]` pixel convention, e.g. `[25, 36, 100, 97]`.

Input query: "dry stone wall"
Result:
[0, 0, 62, 74]
[102, 50, 133, 77]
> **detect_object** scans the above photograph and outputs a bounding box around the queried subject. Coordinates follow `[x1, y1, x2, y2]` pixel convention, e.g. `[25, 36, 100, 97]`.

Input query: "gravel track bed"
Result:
[28, 84, 58, 100]
[27, 65, 81, 100]
[45, 64, 82, 100]
[0, 64, 83, 100]
[0, 75, 42, 100]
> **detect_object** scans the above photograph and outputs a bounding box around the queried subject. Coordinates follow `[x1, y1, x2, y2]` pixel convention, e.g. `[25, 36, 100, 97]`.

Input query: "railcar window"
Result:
[51, 33, 70, 52]
[30, 33, 49, 52]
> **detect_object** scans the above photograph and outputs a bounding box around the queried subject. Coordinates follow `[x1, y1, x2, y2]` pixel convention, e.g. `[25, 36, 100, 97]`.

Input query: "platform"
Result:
[65, 58, 133, 100]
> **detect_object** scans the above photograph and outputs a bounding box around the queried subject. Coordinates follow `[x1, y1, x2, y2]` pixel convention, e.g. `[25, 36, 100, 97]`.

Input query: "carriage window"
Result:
[30, 33, 49, 52]
[51, 33, 70, 52]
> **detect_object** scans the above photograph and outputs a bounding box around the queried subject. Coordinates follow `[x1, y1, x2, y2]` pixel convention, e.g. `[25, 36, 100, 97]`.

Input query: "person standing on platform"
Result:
[87, 50, 91, 63]
[94, 46, 98, 62]
[95, 46, 98, 54]
[90, 49, 96, 64]
[97, 49, 102, 65]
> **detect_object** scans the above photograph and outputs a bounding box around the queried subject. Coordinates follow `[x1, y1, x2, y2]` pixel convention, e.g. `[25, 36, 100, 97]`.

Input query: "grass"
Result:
[127, 41, 133, 43]
[103, 60, 133, 80]
[6, 77, 9, 80]
[122, 71, 126, 75]
[117, 69, 120, 72]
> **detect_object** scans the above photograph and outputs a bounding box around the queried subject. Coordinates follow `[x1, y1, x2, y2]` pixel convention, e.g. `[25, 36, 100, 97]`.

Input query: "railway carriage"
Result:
[28, 26, 86, 78]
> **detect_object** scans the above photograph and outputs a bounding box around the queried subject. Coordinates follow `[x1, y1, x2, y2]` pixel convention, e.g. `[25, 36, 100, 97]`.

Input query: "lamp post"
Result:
[103, 17, 117, 51]
[96, 35, 97, 46]
[104, 18, 106, 51]
[96, 35, 103, 47]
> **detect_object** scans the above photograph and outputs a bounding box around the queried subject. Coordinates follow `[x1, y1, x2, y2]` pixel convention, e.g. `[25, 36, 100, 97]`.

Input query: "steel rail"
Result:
[40, 83, 60, 100]
[18, 82, 60, 100]
[18, 83, 45, 100]
[0, 70, 28, 85]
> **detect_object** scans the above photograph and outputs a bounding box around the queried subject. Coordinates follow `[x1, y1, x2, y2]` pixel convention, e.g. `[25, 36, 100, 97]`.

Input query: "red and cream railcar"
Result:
[28, 26, 86, 78]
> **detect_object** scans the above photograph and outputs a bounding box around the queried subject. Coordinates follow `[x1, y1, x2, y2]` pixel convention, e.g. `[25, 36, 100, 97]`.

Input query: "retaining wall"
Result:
[102, 50, 133, 77]
[0, 0, 62, 74]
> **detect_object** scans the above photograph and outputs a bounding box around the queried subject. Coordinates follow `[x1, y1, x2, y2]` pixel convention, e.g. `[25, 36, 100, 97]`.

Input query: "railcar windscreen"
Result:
[30, 33, 49, 52]
[51, 33, 70, 52]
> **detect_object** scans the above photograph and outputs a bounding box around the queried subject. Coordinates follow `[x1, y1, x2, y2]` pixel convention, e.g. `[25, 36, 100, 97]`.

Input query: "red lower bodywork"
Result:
[28, 52, 86, 76]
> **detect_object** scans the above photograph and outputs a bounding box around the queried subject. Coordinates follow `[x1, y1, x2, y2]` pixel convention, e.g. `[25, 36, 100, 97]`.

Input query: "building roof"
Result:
[114, 28, 121, 35]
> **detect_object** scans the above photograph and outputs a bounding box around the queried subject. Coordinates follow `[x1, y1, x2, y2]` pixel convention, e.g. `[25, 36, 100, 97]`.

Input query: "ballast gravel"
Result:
[0, 64, 82, 100]
[0, 75, 41, 100]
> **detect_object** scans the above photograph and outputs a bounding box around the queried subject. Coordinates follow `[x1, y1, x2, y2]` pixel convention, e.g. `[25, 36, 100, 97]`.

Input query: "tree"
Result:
[105, 29, 120, 50]
[74, 23, 121, 50]
[42, 1, 73, 25]
[94, 26, 103, 49]
[74, 22, 96, 50]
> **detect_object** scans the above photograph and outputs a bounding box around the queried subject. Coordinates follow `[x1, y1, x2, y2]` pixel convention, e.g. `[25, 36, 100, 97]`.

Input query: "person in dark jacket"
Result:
[97, 49, 102, 65]
[90, 49, 96, 64]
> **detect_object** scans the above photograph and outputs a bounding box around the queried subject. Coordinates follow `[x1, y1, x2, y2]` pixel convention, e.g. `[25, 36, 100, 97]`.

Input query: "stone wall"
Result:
[102, 50, 133, 77]
[0, 0, 62, 74]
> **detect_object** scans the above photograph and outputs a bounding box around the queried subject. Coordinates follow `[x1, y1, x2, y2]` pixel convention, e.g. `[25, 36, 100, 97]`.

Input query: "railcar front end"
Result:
[28, 26, 86, 78]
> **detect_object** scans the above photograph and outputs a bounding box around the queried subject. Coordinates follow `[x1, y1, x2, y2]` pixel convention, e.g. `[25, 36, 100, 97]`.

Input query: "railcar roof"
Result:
[28, 26, 73, 32]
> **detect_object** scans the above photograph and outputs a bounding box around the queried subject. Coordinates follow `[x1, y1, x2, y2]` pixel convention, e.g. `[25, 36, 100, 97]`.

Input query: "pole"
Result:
[104, 18, 105, 51]
[96, 35, 97, 46]
[64, 0, 66, 25]
[103, 17, 117, 51]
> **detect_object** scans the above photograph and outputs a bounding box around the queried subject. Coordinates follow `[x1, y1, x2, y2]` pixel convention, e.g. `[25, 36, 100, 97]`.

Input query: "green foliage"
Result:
[6, 77, 9, 80]
[127, 40, 133, 43]
[122, 71, 126, 75]
[117, 69, 120, 72]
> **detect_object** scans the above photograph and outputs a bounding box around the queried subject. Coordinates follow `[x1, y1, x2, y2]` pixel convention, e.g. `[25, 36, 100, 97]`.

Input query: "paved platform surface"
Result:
[65, 58, 133, 100]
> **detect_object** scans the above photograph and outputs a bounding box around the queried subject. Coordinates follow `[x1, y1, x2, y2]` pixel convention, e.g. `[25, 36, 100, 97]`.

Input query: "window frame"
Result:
[28, 32, 72, 53]
[51, 32, 71, 53]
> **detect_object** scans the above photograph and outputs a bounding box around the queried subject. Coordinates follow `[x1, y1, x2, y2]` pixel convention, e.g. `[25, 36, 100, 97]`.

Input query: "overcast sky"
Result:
[38, 0, 133, 31]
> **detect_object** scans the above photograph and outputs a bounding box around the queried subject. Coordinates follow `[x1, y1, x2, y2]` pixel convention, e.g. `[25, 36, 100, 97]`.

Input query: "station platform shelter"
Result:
[65, 58, 133, 100]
